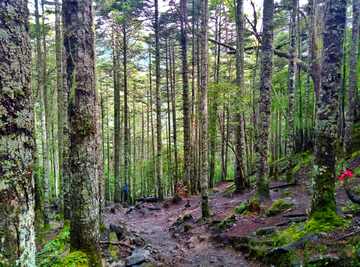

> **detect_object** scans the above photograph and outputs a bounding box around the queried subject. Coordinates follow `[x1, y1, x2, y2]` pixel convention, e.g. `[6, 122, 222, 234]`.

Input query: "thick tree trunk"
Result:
[155, 0, 164, 201]
[235, 0, 247, 191]
[310, 0, 346, 219]
[63, 0, 103, 264]
[344, 0, 360, 154]
[35, 0, 50, 228]
[286, 0, 297, 184]
[256, 0, 274, 202]
[0, 1, 36, 265]
[200, 0, 210, 218]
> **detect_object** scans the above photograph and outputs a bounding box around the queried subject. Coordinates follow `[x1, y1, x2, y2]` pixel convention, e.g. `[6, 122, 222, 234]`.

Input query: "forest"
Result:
[1, 0, 360, 266]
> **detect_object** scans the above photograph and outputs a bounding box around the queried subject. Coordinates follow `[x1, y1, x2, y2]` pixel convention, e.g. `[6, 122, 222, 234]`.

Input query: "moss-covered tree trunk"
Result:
[234, 0, 247, 192]
[200, 0, 210, 218]
[0, 0, 36, 265]
[155, 0, 164, 201]
[286, 0, 297, 183]
[63, 0, 103, 264]
[344, 0, 360, 155]
[255, 0, 274, 202]
[310, 0, 346, 219]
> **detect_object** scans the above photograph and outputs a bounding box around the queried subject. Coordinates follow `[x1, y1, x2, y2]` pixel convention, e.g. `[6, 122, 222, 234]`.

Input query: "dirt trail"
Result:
[104, 185, 258, 267]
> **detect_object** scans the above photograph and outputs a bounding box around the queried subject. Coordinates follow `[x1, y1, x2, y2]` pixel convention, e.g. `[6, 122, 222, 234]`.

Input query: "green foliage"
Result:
[60, 251, 90, 267]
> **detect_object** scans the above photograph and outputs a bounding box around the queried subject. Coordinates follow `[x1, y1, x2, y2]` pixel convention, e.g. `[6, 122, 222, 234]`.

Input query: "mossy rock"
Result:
[60, 251, 90, 267]
[184, 223, 191, 232]
[109, 231, 118, 242]
[265, 199, 295, 217]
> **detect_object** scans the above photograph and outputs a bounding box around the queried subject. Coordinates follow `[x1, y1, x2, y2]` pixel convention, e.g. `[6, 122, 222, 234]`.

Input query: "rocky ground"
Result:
[36, 152, 360, 267]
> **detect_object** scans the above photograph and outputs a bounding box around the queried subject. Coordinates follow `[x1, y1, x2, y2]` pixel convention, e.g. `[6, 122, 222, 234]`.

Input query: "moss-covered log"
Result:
[0, 0, 36, 265]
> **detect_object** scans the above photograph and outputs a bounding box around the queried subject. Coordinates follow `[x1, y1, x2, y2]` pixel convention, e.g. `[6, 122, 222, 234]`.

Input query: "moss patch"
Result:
[265, 199, 295, 217]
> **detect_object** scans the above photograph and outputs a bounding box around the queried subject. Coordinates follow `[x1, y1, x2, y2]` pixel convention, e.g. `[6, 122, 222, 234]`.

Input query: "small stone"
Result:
[255, 227, 277, 236]
[125, 254, 146, 266]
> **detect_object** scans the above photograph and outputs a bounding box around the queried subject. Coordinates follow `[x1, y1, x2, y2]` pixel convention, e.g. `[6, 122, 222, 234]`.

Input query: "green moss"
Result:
[110, 250, 117, 258]
[350, 151, 360, 160]
[306, 212, 344, 233]
[99, 223, 107, 233]
[280, 191, 293, 198]
[184, 223, 191, 232]
[265, 199, 295, 217]
[60, 251, 90, 266]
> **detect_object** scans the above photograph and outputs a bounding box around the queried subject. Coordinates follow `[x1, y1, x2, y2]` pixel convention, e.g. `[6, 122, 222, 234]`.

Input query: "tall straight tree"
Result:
[344, 0, 360, 154]
[200, 0, 210, 218]
[234, 0, 247, 191]
[63, 0, 103, 264]
[0, 1, 36, 265]
[181, 0, 191, 189]
[255, 0, 274, 201]
[310, 0, 346, 219]
[35, 0, 50, 228]
[155, 0, 164, 201]
[286, 0, 297, 183]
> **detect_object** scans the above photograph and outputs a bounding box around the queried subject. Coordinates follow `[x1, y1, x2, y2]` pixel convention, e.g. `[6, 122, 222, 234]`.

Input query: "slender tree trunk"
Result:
[33, 94, 42, 214]
[181, 0, 191, 190]
[235, 0, 247, 191]
[0, 1, 36, 264]
[149, 50, 157, 197]
[141, 104, 145, 197]
[113, 29, 121, 203]
[303, 0, 315, 152]
[166, 36, 173, 195]
[344, 0, 359, 154]
[63, 0, 103, 264]
[286, 0, 297, 183]
[310, 0, 346, 219]
[170, 44, 178, 191]
[256, 0, 274, 201]
[200, 0, 210, 218]
[35, 0, 50, 228]
[107, 84, 111, 202]
[133, 100, 136, 203]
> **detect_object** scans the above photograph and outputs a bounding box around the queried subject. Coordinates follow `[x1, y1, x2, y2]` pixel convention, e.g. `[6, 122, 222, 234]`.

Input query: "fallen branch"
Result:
[100, 241, 135, 249]
[275, 218, 307, 226]
[283, 213, 307, 218]
[336, 231, 360, 241]
[270, 182, 298, 190]
[135, 197, 158, 203]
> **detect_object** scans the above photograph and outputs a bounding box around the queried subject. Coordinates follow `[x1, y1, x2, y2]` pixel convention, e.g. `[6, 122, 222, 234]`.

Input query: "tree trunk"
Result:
[155, 0, 164, 201]
[200, 0, 210, 218]
[106, 83, 111, 202]
[256, 0, 274, 202]
[344, 0, 360, 154]
[286, 0, 297, 183]
[0, 1, 36, 264]
[113, 28, 121, 203]
[170, 44, 178, 191]
[149, 50, 157, 197]
[35, 0, 50, 228]
[63, 0, 103, 264]
[166, 36, 173, 195]
[235, 0, 247, 191]
[310, 0, 346, 220]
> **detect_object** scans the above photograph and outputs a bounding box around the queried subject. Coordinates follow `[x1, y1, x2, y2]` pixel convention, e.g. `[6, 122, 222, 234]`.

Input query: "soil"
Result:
[103, 155, 360, 267]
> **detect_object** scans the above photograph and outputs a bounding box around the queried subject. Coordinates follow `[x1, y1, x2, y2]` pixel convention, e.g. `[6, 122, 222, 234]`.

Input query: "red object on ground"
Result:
[339, 169, 353, 181]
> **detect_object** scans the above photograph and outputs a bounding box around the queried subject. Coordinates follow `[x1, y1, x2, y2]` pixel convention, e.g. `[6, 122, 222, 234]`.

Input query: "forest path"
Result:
[104, 182, 258, 267]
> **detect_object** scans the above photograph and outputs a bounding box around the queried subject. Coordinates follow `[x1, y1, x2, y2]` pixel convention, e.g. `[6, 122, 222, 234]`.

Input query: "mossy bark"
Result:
[234, 0, 247, 192]
[310, 0, 346, 218]
[286, 0, 297, 184]
[200, 0, 210, 218]
[62, 0, 103, 265]
[344, 0, 360, 155]
[0, 0, 36, 265]
[255, 0, 274, 201]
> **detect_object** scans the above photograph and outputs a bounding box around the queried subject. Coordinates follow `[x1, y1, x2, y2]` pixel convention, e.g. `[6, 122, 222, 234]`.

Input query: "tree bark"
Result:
[344, 0, 360, 154]
[256, 0, 274, 202]
[235, 0, 247, 191]
[0, 1, 36, 264]
[310, 0, 346, 219]
[286, 0, 297, 184]
[63, 0, 103, 264]
[200, 0, 210, 217]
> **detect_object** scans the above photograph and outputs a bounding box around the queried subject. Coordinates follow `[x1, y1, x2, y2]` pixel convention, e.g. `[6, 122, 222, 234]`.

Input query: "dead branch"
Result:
[100, 241, 135, 249]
